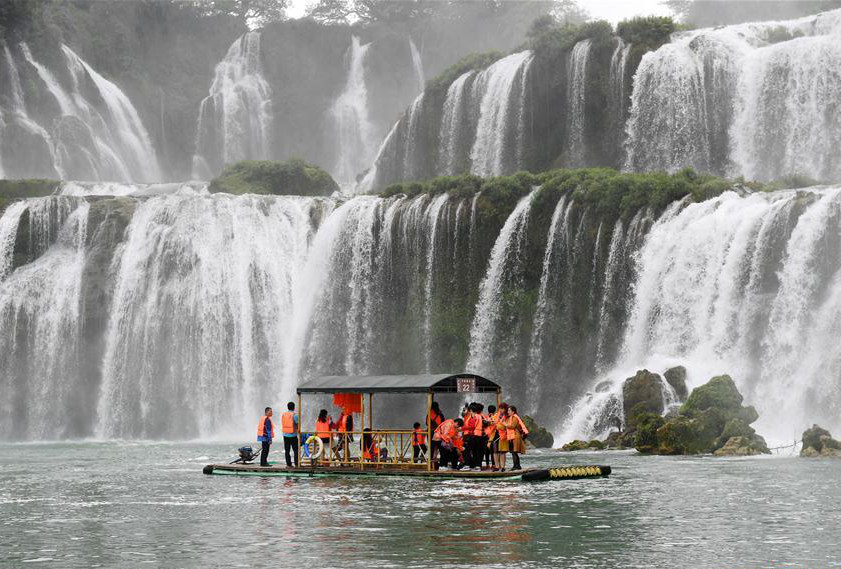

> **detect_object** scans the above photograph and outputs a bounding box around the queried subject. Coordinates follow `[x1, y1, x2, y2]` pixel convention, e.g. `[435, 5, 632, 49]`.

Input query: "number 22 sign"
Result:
[456, 377, 476, 393]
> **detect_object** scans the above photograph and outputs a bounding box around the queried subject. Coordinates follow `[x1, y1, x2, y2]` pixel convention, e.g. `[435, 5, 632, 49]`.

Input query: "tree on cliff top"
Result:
[194, 0, 288, 26]
[666, 0, 841, 27]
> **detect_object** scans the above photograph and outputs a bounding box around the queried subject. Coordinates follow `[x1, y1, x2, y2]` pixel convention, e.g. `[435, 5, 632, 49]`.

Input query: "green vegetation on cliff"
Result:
[0, 179, 59, 213]
[209, 159, 339, 197]
[382, 167, 735, 220]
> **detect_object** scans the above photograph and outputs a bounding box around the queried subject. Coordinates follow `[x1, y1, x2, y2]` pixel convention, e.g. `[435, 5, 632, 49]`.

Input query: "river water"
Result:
[1, 443, 838, 568]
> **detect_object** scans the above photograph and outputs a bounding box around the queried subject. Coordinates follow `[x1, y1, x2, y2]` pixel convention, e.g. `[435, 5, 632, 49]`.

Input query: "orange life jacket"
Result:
[257, 415, 274, 438]
[336, 413, 350, 433]
[496, 413, 508, 441]
[281, 411, 297, 434]
[412, 429, 426, 446]
[315, 419, 331, 438]
[515, 414, 529, 436]
[434, 419, 456, 443]
[473, 413, 485, 437]
[462, 413, 475, 435]
[485, 412, 497, 438]
[427, 409, 443, 430]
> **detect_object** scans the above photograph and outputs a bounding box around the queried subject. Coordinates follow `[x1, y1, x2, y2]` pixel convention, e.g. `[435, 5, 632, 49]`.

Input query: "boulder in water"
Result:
[522, 415, 554, 448]
[663, 366, 688, 401]
[713, 435, 770, 456]
[560, 439, 605, 451]
[622, 369, 665, 430]
[800, 425, 841, 458]
[633, 374, 769, 455]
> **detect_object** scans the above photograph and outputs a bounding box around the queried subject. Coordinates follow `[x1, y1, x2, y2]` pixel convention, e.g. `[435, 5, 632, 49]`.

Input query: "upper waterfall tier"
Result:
[356, 9, 841, 193]
[0, 43, 161, 183]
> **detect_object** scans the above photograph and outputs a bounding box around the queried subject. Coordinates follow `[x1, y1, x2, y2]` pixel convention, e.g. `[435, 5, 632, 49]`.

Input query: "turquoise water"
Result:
[1, 443, 839, 568]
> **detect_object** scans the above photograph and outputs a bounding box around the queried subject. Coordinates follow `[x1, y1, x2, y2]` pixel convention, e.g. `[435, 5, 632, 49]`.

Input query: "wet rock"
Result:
[713, 435, 771, 456]
[633, 374, 768, 456]
[801, 425, 841, 458]
[561, 439, 589, 452]
[622, 369, 664, 430]
[664, 366, 688, 401]
[522, 415, 554, 449]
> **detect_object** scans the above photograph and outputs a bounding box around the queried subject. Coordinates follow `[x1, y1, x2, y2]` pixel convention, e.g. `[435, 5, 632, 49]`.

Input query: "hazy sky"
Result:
[286, 0, 674, 25]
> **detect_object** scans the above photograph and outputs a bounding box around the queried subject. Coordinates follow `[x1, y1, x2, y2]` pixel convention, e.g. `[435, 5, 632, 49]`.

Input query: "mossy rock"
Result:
[0, 179, 60, 214]
[634, 412, 665, 454]
[713, 435, 770, 456]
[560, 439, 590, 452]
[800, 425, 841, 457]
[663, 366, 688, 401]
[623, 369, 664, 430]
[587, 439, 606, 450]
[714, 418, 755, 449]
[209, 159, 339, 196]
[680, 375, 743, 418]
[522, 415, 554, 449]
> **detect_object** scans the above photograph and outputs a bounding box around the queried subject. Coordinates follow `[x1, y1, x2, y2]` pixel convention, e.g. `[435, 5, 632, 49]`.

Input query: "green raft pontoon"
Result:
[204, 373, 611, 483]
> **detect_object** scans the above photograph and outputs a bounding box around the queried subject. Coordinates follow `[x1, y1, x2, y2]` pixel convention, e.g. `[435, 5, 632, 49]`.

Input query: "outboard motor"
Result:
[231, 446, 256, 464]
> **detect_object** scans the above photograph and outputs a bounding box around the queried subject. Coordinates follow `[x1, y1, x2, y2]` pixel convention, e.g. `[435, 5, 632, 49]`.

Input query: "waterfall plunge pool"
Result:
[1, 442, 838, 567]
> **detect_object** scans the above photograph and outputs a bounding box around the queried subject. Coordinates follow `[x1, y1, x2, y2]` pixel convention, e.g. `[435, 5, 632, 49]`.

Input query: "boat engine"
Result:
[232, 446, 256, 464]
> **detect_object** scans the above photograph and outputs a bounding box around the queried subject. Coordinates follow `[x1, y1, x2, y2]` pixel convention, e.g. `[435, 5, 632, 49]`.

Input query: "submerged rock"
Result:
[560, 439, 605, 451]
[800, 425, 841, 458]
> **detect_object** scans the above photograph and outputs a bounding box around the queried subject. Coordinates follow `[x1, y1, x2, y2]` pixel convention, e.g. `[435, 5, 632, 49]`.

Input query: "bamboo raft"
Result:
[203, 463, 612, 482]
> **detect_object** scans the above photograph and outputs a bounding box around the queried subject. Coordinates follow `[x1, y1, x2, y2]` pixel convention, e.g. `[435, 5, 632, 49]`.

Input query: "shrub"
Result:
[209, 159, 339, 196]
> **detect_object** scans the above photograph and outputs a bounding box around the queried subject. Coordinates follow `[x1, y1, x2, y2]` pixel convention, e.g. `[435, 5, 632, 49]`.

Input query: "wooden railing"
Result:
[299, 430, 428, 469]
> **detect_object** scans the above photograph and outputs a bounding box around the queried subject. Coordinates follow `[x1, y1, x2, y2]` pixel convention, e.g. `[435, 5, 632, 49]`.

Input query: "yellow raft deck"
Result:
[203, 463, 612, 482]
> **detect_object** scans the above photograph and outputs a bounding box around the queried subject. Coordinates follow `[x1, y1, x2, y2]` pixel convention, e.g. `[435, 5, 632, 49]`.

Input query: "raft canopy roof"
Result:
[296, 373, 500, 394]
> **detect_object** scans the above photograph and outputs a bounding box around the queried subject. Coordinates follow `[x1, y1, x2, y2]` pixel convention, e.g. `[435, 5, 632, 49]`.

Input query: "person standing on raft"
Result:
[257, 407, 274, 467]
[281, 402, 299, 468]
[505, 405, 529, 471]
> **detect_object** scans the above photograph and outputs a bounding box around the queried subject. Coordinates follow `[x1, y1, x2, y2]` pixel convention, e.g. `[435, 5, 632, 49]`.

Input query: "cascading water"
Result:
[565, 39, 591, 166]
[562, 187, 841, 443]
[439, 71, 475, 176]
[469, 51, 533, 178]
[608, 38, 632, 157]
[409, 37, 425, 91]
[625, 10, 841, 179]
[329, 36, 376, 189]
[467, 189, 538, 378]
[192, 31, 273, 180]
[0, 43, 160, 182]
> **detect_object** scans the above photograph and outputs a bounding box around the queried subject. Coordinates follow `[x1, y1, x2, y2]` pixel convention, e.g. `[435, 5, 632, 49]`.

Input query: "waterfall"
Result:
[192, 31, 272, 180]
[0, 200, 89, 440]
[422, 194, 450, 372]
[625, 10, 841, 179]
[4, 43, 160, 182]
[96, 193, 322, 439]
[439, 71, 474, 176]
[0, 201, 29, 281]
[562, 187, 841, 443]
[467, 189, 538, 378]
[565, 39, 591, 166]
[409, 37, 425, 91]
[329, 36, 375, 188]
[608, 38, 632, 157]
[526, 195, 571, 408]
[469, 51, 533, 178]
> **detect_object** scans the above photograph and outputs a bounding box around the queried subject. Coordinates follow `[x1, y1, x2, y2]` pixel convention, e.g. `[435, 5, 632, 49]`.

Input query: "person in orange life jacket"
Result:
[494, 403, 509, 471]
[332, 410, 354, 460]
[362, 428, 388, 461]
[461, 405, 476, 468]
[433, 417, 463, 470]
[281, 401, 299, 468]
[483, 405, 496, 468]
[505, 405, 529, 471]
[315, 409, 332, 462]
[412, 421, 428, 463]
[427, 401, 444, 464]
[257, 407, 274, 467]
[469, 402, 486, 469]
